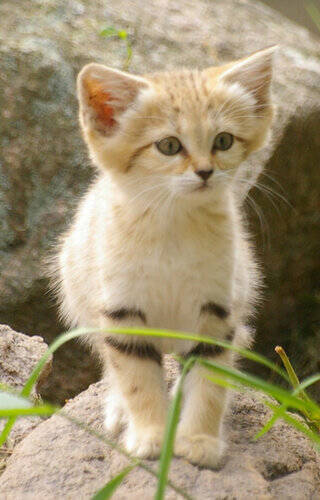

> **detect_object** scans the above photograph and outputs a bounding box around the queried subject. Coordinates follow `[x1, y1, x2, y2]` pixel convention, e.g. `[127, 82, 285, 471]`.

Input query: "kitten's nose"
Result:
[195, 169, 214, 181]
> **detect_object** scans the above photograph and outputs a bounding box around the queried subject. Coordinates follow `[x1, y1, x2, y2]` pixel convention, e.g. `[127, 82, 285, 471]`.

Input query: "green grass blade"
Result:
[275, 346, 300, 390]
[0, 405, 58, 418]
[0, 328, 90, 446]
[155, 359, 195, 500]
[95, 327, 289, 381]
[92, 464, 135, 500]
[254, 403, 288, 439]
[256, 373, 320, 439]
[0, 325, 289, 447]
[201, 359, 319, 415]
[295, 373, 320, 393]
[265, 402, 320, 449]
[0, 418, 16, 447]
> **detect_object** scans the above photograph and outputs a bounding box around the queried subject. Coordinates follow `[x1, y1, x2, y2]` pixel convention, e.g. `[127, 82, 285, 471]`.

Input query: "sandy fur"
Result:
[50, 47, 275, 467]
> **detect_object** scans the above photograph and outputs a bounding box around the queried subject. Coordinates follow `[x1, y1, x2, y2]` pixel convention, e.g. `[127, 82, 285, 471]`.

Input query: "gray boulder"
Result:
[0, 0, 319, 403]
[0, 378, 319, 499]
[0, 325, 51, 471]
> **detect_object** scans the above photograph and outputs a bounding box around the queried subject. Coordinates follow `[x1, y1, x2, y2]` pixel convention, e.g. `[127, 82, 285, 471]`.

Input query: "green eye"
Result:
[213, 132, 234, 151]
[156, 137, 182, 156]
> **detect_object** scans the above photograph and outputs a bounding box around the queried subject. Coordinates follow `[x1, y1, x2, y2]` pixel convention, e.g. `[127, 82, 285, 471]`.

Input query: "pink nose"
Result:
[195, 169, 214, 181]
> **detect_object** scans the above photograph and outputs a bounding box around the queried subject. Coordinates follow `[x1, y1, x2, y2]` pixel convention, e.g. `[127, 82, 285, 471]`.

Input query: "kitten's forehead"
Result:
[143, 68, 232, 151]
[146, 69, 216, 112]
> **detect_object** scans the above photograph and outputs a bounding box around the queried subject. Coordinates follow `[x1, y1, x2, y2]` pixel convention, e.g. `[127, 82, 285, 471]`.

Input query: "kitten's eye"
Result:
[213, 132, 234, 151]
[156, 137, 182, 156]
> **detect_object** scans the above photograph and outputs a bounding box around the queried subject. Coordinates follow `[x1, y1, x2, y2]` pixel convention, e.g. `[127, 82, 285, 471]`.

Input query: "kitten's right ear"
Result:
[77, 63, 150, 136]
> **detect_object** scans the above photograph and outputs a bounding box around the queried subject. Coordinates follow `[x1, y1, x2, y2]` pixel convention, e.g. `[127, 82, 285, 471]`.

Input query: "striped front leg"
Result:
[174, 301, 235, 468]
[101, 308, 168, 459]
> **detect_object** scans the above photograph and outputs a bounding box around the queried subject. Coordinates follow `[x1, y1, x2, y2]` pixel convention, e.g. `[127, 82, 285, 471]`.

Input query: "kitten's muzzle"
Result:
[195, 169, 213, 181]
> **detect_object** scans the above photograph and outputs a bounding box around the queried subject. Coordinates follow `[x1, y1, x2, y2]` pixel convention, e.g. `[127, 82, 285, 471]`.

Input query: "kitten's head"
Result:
[78, 47, 275, 209]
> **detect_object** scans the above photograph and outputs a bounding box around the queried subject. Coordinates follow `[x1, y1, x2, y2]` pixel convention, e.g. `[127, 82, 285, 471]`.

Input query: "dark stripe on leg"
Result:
[182, 330, 235, 359]
[105, 336, 161, 365]
[225, 329, 235, 342]
[182, 343, 224, 359]
[200, 301, 230, 320]
[103, 307, 146, 324]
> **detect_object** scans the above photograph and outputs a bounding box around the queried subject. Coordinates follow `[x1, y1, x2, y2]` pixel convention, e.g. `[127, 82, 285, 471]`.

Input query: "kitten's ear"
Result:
[219, 46, 277, 109]
[77, 63, 150, 136]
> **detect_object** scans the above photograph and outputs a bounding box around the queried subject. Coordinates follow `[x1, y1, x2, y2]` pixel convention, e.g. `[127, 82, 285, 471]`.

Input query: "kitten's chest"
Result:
[104, 226, 234, 332]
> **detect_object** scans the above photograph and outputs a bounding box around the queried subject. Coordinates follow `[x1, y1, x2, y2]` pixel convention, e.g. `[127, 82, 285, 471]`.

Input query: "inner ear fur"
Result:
[77, 63, 150, 136]
[218, 46, 277, 110]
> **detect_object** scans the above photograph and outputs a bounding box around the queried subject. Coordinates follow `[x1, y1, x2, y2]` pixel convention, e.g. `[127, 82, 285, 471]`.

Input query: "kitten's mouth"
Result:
[195, 182, 210, 192]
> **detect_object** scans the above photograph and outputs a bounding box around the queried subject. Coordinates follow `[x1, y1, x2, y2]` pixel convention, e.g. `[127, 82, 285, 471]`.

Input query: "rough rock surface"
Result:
[0, 379, 319, 499]
[0, 325, 51, 469]
[0, 0, 319, 403]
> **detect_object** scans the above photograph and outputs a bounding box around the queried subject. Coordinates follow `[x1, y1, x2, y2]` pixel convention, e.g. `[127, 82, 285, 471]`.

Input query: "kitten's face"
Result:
[78, 48, 274, 209]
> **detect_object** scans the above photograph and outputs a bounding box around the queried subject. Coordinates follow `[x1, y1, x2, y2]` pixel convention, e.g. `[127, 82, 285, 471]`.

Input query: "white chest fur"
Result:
[59, 178, 237, 352]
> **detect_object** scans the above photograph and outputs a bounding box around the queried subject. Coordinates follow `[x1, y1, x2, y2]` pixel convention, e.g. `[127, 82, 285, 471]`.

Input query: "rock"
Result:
[0, 380, 319, 499]
[0, 325, 51, 470]
[0, 324, 50, 394]
[0, 0, 319, 403]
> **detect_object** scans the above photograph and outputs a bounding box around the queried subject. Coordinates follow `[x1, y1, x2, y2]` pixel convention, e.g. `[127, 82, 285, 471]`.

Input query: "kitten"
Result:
[51, 47, 275, 467]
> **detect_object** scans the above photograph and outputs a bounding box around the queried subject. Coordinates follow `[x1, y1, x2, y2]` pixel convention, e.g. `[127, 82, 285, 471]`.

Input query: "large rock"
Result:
[0, 324, 50, 394]
[0, 0, 319, 402]
[0, 325, 51, 472]
[0, 379, 319, 499]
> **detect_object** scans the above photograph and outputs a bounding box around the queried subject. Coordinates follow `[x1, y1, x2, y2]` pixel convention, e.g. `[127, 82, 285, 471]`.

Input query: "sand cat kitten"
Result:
[52, 47, 275, 467]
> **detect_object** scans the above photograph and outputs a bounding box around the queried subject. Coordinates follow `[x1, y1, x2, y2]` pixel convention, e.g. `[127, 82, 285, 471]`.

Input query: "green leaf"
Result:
[100, 27, 118, 38]
[92, 465, 135, 500]
[155, 358, 195, 500]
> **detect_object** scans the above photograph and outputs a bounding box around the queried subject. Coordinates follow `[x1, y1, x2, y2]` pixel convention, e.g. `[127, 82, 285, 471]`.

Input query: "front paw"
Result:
[124, 425, 164, 459]
[104, 400, 125, 436]
[174, 433, 225, 468]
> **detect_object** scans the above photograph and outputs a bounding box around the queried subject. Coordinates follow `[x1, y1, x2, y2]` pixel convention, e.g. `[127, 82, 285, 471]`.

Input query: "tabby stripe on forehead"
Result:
[104, 307, 146, 323]
[105, 337, 162, 365]
[201, 301, 230, 320]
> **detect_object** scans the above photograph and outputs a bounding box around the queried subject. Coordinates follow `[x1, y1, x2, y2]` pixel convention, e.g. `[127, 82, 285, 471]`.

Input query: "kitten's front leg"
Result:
[174, 353, 230, 468]
[103, 334, 168, 459]
[174, 306, 236, 468]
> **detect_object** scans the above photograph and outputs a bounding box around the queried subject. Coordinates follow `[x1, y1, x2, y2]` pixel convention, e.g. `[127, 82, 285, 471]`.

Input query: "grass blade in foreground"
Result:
[92, 464, 136, 500]
[0, 328, 90, 447]
[256, 373, 320, 439]
[201, 359, 320, 417]
[265, 401, 320, 451]
[0, 326, 289, 448]
[155, 358, 195, 500]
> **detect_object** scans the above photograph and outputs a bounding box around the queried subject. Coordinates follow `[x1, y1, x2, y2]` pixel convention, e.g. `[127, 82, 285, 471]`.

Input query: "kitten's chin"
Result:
[188, 182, 214, 198]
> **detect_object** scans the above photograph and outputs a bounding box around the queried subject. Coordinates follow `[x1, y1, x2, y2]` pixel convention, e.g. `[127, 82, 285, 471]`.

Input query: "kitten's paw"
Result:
[174, 433, 225, 468]
[124, 426, 164, 459]
[104, 403, 125, 436]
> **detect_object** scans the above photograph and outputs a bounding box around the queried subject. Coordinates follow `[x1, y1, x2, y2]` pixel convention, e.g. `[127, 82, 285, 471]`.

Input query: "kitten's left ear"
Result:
[219, 46, 277, 109]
